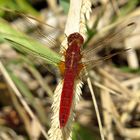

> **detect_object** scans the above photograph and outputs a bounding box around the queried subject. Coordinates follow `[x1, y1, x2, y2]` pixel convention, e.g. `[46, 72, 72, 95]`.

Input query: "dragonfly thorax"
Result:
[65, 34, 83, 72]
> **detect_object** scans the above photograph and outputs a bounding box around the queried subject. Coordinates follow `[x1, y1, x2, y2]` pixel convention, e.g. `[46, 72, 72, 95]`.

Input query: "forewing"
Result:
[0, 8, 63, 65]
[82, 21, 136, 63]
[0, 7, 64, 48]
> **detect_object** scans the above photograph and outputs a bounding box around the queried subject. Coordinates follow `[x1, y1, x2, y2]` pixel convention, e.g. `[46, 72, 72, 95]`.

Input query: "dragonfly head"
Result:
[68, 32, 84, 46]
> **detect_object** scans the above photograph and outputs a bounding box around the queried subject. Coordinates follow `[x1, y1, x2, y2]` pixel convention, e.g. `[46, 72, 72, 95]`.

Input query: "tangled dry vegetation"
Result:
[0, 0, 140, 140]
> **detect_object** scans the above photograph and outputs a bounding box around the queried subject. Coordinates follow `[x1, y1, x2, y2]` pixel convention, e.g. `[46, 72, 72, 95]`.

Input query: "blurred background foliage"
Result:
[0, 0, 140, 140]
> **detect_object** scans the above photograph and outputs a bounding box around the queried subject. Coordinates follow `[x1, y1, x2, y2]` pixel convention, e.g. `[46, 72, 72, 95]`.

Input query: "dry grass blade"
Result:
[98, 68, 132, 97]
[87, 77, 105, 140]
[110, 96, 140, 139]
[24, 63, 53, 97]
[100, 79, 114, 140]
[9, 88, 32, 138]
[0, 61, 49, 140]
[93, 81, 121, 97]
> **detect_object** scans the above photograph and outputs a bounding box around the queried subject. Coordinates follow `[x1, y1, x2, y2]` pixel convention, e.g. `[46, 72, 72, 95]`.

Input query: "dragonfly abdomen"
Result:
[59, 70, 75, 128]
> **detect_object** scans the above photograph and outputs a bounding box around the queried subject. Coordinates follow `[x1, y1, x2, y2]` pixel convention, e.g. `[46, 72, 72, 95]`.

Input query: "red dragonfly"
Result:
[58, 23, 135, 128]
[0, 9, 136, 128]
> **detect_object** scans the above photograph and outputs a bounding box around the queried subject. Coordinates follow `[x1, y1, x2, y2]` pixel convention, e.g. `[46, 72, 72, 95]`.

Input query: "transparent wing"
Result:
[0, 8, 63, 65]
[0, 7, 64, 48]
[81, 49, 129, 69]
[82, 21, 136, 63]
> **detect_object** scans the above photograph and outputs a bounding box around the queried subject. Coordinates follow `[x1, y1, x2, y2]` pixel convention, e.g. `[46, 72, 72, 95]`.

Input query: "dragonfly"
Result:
[0, 8, 137, 128]
[58, 24, 135, 128]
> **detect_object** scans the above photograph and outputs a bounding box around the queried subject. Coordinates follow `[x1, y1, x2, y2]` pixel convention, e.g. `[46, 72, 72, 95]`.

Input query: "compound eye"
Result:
[68, 32, 84, 45]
